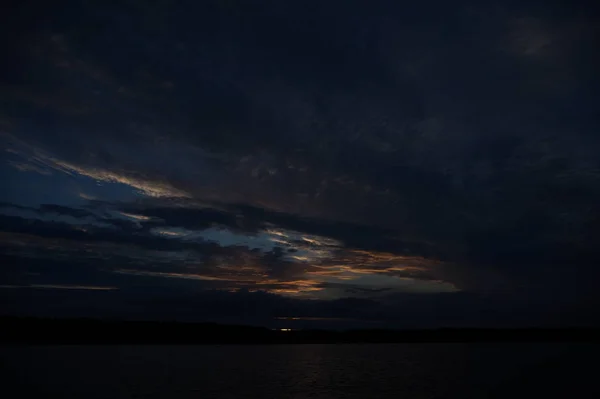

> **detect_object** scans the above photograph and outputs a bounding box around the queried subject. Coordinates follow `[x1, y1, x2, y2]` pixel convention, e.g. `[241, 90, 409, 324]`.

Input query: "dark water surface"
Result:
[1, 344, 598, 398]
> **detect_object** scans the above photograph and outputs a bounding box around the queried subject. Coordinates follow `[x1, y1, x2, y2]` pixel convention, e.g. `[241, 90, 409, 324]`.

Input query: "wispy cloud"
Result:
[112, 269, 230, 282]
[3, 135, 190, 198]
[48, 158, 190, 198]
[118, 212, 152, 221]
[0, 284, 118, 291]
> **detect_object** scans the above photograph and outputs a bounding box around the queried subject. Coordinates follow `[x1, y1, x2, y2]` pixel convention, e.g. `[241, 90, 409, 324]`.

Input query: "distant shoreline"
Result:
[1, 316, 598, 344]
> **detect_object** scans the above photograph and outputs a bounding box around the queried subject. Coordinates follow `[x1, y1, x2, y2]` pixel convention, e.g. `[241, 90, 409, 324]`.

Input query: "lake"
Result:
[1, 344, 598, 398]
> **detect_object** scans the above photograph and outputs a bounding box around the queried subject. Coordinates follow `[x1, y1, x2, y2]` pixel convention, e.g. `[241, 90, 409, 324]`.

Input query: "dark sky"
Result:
[1, 0, 599, 328]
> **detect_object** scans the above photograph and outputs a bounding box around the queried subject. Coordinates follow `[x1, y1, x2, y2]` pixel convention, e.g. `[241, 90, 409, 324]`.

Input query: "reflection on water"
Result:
[1, 344, 597, 398]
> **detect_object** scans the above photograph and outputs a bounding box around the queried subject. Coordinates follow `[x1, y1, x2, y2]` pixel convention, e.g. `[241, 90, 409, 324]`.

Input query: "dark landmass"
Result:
[1, 316, 598, 344]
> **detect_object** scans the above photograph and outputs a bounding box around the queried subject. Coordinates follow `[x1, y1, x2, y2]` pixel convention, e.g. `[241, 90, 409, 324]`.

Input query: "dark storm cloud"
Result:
[1, 0, 600, 325]
[37, 204, 95, 219]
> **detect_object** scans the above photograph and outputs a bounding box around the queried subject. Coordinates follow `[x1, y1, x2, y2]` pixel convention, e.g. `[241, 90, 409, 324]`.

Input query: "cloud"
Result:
[112, 270, 230, 282]
[7, 160, 52, 175]
[6, 145, 190, 198]
[0, 284, 117, 291]
[1, 1, 599, 326]
[118, 212, 151, 221]
[37, 204, 96, 219]
[0, 203, 455, 302]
